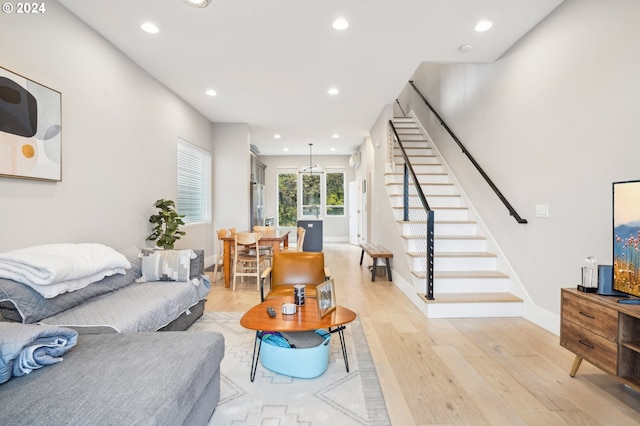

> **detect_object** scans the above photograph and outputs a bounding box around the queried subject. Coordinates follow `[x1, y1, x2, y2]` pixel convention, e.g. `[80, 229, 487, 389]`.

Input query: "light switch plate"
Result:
[536, 204, 549, 218]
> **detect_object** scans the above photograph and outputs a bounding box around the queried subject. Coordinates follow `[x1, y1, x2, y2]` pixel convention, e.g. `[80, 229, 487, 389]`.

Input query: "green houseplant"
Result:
[146, 199, 186, 249]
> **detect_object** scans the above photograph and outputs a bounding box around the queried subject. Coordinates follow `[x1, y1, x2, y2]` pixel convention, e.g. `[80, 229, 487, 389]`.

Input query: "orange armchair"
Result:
[260, 251, 331, 301]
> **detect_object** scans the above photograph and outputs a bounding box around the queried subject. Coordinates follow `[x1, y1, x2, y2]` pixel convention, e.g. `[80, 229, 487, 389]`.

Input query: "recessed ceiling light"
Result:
[274, 134, 281, 139]
[283, 148, 289, 152]
[475, 19, 493, 32]
[330, 147, 336, 152]
[205, 89, 217, 96]
[141, 22, 159, 34]
[332, 18, 349, 30]
[459, 44, 473, 53]
[328, 87, 339, 96]
[183, 0, 211, 8]
[332, 134, 340, 139]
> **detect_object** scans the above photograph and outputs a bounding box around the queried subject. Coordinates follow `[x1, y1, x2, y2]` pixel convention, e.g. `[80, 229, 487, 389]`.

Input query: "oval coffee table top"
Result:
[240, 296, 356, 331]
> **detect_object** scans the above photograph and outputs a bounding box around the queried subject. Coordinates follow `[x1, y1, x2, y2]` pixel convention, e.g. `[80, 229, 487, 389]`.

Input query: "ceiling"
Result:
[58, 0, 563, 156]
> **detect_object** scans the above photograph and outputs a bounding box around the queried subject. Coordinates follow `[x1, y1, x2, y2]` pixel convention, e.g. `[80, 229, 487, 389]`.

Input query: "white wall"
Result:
[387, 0, 640, 318]
[258, 154, 353, 241]
[0, 2, 216, 257]
[211, 123, 251, 238]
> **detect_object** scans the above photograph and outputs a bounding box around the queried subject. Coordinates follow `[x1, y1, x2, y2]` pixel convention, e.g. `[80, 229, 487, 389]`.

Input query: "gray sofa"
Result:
[0, 247, 210, 333]
[0, 330, 225, 425]
[0, 246, 225, 425]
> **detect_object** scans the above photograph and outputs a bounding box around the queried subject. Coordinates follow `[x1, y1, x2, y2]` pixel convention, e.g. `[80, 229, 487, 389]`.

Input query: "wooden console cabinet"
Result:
[560, 288, 640, 392]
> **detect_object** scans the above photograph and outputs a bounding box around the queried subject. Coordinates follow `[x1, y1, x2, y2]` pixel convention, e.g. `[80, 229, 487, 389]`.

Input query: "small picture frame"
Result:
[316, 279, 336, 318]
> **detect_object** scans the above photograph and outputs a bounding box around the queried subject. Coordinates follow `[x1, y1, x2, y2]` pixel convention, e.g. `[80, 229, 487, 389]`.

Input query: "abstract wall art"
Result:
[0, 67, 61, 181]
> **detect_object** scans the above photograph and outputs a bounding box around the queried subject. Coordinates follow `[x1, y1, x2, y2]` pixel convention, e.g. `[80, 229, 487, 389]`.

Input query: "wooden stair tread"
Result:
[393, 154, 437, 158]
[385, 172, 447, 176]
[437, 251, 496, 258]
[437, 235, 486, 240]
[407, 251, 495, 258]
[422, 292, 522, 304]
[387, 181, 454, 186]
[435, 271, 509, 278]
[412, 270, 508, 279]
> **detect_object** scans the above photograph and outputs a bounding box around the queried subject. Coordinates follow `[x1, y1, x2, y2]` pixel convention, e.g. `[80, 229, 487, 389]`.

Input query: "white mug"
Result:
[281, 303, 297, 315]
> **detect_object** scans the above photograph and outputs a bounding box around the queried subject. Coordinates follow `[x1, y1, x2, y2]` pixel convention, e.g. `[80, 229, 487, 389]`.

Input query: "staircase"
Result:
[386, 117, 522, 318]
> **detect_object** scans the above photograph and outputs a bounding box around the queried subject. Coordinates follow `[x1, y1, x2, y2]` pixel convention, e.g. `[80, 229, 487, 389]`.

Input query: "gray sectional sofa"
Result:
[0, 246, 225, 425]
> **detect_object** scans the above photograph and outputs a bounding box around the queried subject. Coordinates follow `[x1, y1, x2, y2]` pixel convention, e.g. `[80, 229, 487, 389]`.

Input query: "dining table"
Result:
[220, 229, 290, 288]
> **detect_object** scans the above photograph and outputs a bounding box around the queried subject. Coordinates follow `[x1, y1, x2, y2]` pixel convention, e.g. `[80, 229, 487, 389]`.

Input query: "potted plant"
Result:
[146, 199, 186, 249]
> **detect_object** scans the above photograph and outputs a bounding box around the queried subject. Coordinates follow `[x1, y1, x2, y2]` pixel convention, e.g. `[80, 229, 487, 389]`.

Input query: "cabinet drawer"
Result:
[562, 292, 618, 341]
[561, 321, 618, 375]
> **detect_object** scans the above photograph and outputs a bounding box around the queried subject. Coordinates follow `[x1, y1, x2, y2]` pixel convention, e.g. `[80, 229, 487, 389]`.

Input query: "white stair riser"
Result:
[398, 218, 475, 235]
[394, 156, 440, 165]
[397, 208, 468, 223]
[386, 186, 460, 201]
[385, 194, 463, 207]
[401, 223, 429, 234]
[425, 302, 523, 319]
[434, 256, 496, 271]
[434, 238, 486, 252]
[411, 256, 496, 271]
[434, 209, 469, 221]
[433, 277, 509, 293]
[396, 133, 426, 139]
[393, 209, 472, 223]
[405, 164, 445, 173]
[388, 184, 457, 196]
[435, 222, 477, 235]
[405, 235, 485, 251]
[406, 239, 428, 252]
[394, 148, 434, 156]
[385, 174, 451, 185]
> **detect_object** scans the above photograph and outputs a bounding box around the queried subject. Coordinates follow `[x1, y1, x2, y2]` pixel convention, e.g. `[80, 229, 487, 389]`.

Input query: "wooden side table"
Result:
[560, 288, 640, 392]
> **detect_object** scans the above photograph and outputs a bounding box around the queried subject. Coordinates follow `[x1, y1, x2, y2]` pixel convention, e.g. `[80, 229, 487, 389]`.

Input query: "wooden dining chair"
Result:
[283, 226, 306, 252]
[212, 228, 227, 282]
[253, 225, 276, 266]
[232, 232, 263, 292]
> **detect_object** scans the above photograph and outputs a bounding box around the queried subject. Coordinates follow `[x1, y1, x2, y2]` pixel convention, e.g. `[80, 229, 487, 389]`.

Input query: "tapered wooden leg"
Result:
[569, 355, 583, 377]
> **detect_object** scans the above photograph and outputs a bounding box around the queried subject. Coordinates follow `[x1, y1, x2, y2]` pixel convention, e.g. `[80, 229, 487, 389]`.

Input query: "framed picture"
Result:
[0, 67, 62, 181]
[316, 279, 336, 318]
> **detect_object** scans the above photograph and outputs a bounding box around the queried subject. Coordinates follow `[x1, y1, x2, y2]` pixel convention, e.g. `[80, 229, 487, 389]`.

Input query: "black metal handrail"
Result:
[389, 120, 434, 300]
[408, 80, 527, 224]
[395, 99, 407, 118]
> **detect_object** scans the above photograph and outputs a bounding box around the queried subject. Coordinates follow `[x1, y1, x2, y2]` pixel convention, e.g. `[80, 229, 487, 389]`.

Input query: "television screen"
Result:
[613, 179, 640, 301]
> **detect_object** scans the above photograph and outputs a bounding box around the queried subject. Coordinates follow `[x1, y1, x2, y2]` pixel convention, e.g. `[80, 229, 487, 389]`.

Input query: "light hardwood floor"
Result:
[204, 243, 640, 425]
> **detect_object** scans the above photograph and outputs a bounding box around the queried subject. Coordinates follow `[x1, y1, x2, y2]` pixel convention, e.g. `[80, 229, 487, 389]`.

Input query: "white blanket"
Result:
[0, 243, 131, 298]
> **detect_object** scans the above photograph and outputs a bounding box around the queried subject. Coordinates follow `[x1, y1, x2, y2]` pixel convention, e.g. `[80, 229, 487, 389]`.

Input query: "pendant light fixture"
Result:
[299, 143, 323, 174]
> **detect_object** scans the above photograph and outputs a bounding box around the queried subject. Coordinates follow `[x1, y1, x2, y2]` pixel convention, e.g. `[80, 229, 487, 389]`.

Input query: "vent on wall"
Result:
[349, 152, 361, 168]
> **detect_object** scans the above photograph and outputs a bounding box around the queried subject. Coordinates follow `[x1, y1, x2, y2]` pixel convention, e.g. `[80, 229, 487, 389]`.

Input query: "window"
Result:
[325, 169, 345, 216]
[277, 171, 297, 227]
[177, 138, 211, 224]
[277, 165, 345, 222]
[301, 172, 321, 217]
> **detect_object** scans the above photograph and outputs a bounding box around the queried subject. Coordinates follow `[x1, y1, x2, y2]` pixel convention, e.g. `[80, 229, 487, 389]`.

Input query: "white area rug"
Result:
[188, 311, 390, 425]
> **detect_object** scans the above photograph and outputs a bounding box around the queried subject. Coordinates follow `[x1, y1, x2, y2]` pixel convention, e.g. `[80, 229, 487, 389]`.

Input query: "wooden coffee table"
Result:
[240, 296, 357, 381]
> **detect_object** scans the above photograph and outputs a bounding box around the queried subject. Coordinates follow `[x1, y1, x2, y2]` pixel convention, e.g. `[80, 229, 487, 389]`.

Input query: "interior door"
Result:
[348, 180, 361, 245]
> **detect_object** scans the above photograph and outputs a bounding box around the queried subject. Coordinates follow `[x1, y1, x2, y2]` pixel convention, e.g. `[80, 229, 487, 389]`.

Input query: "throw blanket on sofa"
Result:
[0, 243, 131, 298]
[0, 322, 78, 384]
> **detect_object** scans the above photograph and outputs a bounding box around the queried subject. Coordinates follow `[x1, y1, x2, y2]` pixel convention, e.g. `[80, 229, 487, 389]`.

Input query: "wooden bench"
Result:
[359, 243, 393, 282]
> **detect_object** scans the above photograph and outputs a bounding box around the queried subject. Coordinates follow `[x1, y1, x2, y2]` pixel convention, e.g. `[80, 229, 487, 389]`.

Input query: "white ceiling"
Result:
[58, 0, 563, 156]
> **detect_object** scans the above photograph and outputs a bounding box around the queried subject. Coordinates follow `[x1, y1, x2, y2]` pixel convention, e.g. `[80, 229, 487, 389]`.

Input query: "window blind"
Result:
[177, 139, 211, 224]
